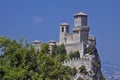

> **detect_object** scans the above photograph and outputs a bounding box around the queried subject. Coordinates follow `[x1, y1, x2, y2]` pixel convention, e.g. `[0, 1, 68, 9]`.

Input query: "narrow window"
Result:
[62, 27, 64, 32]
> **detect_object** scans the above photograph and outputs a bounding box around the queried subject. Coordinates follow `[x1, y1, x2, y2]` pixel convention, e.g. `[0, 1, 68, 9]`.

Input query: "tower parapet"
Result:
[74, 11, 88, 27]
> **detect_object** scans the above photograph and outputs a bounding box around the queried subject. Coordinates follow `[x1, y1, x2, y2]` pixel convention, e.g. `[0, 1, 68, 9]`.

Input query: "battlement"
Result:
[63, 57, 92, 70]
[63, 57, 91, 63]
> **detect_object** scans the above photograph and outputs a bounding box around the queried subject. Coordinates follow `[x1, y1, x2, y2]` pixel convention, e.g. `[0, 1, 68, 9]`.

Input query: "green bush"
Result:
[0, 36, 75, 80]
[92, 61, 100, 68]
[69, 51, 80, 59]
[79, 65, 88, 75]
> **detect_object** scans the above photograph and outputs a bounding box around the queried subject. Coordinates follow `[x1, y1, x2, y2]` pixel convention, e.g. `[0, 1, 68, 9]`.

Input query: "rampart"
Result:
[63, 58, 92, 70]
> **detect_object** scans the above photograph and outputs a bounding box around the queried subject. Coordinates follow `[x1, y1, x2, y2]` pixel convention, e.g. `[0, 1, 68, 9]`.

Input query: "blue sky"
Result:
[0, 0, 120, 65]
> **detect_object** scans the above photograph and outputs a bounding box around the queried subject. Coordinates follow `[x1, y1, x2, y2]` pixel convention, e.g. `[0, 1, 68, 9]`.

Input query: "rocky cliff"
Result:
[63, 38, 105, 80]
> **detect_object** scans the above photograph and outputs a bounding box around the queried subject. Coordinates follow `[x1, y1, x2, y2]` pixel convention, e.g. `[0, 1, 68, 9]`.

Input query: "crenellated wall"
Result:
[63, 57, 92, 70]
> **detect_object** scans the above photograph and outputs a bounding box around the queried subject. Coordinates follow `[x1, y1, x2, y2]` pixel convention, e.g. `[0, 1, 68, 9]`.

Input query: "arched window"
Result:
[62, 27, 64, 32]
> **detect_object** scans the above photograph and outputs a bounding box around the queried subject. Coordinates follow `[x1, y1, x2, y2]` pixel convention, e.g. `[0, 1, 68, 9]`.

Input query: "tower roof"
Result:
[33, 40, 41, 44]
[59, 23, 69, 26]
[74, 11, 87, 17]
[49, 40, 56, 43]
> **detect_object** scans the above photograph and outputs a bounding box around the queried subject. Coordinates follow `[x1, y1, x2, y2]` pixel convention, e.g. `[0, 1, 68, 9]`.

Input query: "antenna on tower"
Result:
[63, 18, 66, 23]
[75, 7, 78, 13]
[80, 9, 83, 12]
[74, 7, 84, 14]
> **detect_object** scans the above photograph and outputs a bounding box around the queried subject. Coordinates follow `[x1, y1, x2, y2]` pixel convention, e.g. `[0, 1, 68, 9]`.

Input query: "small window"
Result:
[62, 27, 64, 32]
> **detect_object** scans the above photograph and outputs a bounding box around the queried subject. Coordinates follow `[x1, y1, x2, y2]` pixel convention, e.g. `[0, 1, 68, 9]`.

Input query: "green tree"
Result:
[52, 44, 66, 56]
[0, 36, 38, 80]
[51, 44, 67, 61]
[40, 43, 49, 54]
[79, 65, 88, 75]
[0, 36, 75, 80]
[37, 53, 72, 80]
[68, 51, 80, 59]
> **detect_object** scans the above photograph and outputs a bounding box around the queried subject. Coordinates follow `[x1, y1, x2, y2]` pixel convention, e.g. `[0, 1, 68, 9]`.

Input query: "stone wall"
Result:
[73, 32, 80, 43]
[65, 42, 80, 54]
[63, 57, 92, 70]
[66, 34, 73, 43]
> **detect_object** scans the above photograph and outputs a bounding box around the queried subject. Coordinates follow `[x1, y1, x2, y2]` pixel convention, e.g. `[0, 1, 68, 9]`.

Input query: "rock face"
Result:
[63, 37, 104, 80]
[59, 12, 104, 80]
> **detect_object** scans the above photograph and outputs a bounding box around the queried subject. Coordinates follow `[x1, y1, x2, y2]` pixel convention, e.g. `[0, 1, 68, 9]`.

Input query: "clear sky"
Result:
[0, 0, 120, 65]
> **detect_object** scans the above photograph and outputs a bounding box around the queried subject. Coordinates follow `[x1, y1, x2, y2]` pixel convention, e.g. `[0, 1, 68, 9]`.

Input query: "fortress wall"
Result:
[65, 42, 80, 54]
[63, 58, 92, 70]
[73, 33, 80, 43]
[66, 34, 73, 43]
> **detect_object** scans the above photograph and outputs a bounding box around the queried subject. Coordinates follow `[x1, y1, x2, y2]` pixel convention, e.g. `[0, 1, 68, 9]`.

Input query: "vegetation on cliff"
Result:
[0, 36, 105, 80]
[0, 36, 76, 80]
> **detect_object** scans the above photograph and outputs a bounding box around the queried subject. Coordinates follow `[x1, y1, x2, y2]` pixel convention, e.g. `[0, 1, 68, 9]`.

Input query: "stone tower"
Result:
[73, 11, 89, 43]
[59, 23, 70, 44]
[33, 40, 41, 53]
[59, 11, 89, 58]
[73, 12, 89, 57]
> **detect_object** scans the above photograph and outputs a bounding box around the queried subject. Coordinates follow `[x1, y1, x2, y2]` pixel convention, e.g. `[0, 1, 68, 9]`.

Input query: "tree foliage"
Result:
[51, 44, 67, 61]
[41, 43, 49, 54]
[0, 36, 74, 80]
[79, 65, 88, 75]
[68, 51, 80, 59]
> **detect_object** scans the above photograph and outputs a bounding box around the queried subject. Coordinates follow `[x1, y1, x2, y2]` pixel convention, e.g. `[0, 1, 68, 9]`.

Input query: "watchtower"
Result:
[33, 40, 41, 53]
[59, 23, 70, 44]
[73, 11, 89, 43]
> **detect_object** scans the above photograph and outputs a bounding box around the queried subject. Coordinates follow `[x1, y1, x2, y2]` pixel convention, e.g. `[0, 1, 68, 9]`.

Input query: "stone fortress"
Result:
[33, 11, 96, 57]
[33, 11, 103, 80]
[59, 11, 96, 58]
